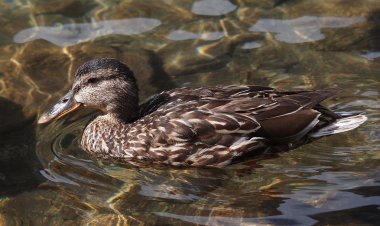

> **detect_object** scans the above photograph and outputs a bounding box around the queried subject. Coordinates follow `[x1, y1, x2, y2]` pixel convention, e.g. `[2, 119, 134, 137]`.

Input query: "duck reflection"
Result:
[102, 165, 286, 225]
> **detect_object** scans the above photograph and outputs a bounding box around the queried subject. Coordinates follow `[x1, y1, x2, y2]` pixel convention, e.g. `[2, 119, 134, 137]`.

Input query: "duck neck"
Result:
[108, 98, 139, 123]
[106, 82, 140, 123]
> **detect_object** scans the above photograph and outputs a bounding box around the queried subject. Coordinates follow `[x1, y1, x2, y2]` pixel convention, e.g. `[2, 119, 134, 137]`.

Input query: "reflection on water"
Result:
[1, 0, 380, 225]
[250, 16, 366, 43]
[241, 41, 262, 50]
[362, 51, 380, 61]
[14, 18, 161, 46]
[191, 0, 237, 16]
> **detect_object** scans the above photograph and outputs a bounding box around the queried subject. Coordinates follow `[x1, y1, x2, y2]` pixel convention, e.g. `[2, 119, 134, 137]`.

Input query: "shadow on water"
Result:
[146, 49, 177, 92]
[311, 205, 380, 225]
[367, 9, 380, 51]
[358, 8, 380, 60]
[0, 97, 44, 197]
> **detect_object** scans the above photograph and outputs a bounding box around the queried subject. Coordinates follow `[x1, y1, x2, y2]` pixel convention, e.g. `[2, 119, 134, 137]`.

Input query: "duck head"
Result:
[38, 58, 139, 124]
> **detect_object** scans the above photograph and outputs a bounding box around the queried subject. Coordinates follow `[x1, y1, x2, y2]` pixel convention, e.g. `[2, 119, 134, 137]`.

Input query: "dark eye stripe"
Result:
[87, 77, 98, 83]
[86, 75, 118, 84]
[73, 74, 119, 94]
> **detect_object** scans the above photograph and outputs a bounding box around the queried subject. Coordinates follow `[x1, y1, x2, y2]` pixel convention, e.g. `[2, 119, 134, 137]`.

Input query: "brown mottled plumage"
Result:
[38, 58, 367, 167]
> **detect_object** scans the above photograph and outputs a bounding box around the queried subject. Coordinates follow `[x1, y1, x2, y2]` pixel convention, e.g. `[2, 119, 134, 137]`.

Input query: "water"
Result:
[1, 0, 379, 225]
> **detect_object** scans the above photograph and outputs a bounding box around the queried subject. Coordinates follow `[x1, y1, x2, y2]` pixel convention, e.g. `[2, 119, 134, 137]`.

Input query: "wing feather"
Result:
[138, 85, 341, 166]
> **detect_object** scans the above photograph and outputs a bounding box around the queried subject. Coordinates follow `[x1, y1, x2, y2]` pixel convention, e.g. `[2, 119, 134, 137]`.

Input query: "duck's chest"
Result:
[80, 118, 154, 160]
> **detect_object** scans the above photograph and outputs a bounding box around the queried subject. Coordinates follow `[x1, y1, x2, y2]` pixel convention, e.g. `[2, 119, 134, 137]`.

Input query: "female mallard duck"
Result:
[38, 58, 367, 167]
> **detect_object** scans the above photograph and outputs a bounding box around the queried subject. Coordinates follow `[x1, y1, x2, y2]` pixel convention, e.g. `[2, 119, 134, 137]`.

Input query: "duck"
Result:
[38, 58, 367, 167]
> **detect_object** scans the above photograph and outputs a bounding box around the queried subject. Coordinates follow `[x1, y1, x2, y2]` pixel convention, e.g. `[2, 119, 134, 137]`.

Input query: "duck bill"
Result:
[38, 90, 82, 124]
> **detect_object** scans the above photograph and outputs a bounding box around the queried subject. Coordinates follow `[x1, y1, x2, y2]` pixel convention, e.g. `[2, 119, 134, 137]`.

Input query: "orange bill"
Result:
[38, 90, 82, 124]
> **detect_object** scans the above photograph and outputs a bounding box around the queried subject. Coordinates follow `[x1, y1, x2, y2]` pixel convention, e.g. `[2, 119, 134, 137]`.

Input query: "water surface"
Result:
[0, 0, 379, 225]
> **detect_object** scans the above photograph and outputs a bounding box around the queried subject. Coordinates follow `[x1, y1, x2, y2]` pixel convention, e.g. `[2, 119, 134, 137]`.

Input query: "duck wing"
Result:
[255, 87, 341, 142]
[139, 86, 340, 167]
[139, 85, 275, 116]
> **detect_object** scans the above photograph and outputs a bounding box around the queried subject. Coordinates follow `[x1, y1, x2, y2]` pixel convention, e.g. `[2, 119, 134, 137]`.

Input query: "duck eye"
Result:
[87, 78, 97, 84]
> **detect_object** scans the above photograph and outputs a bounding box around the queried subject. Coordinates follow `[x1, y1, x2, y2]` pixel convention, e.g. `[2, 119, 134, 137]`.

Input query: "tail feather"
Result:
[282, 87, 342, 108]
[310, 114, 367, 138]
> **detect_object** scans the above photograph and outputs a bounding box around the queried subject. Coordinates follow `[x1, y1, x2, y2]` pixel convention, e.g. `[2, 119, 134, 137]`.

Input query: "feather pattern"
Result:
[81, 84, 362, 167]
[39, 59, 367, 168]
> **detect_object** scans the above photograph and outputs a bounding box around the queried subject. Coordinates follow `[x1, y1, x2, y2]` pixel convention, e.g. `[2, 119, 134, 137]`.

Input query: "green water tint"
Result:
[1, 0, 379, 225]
